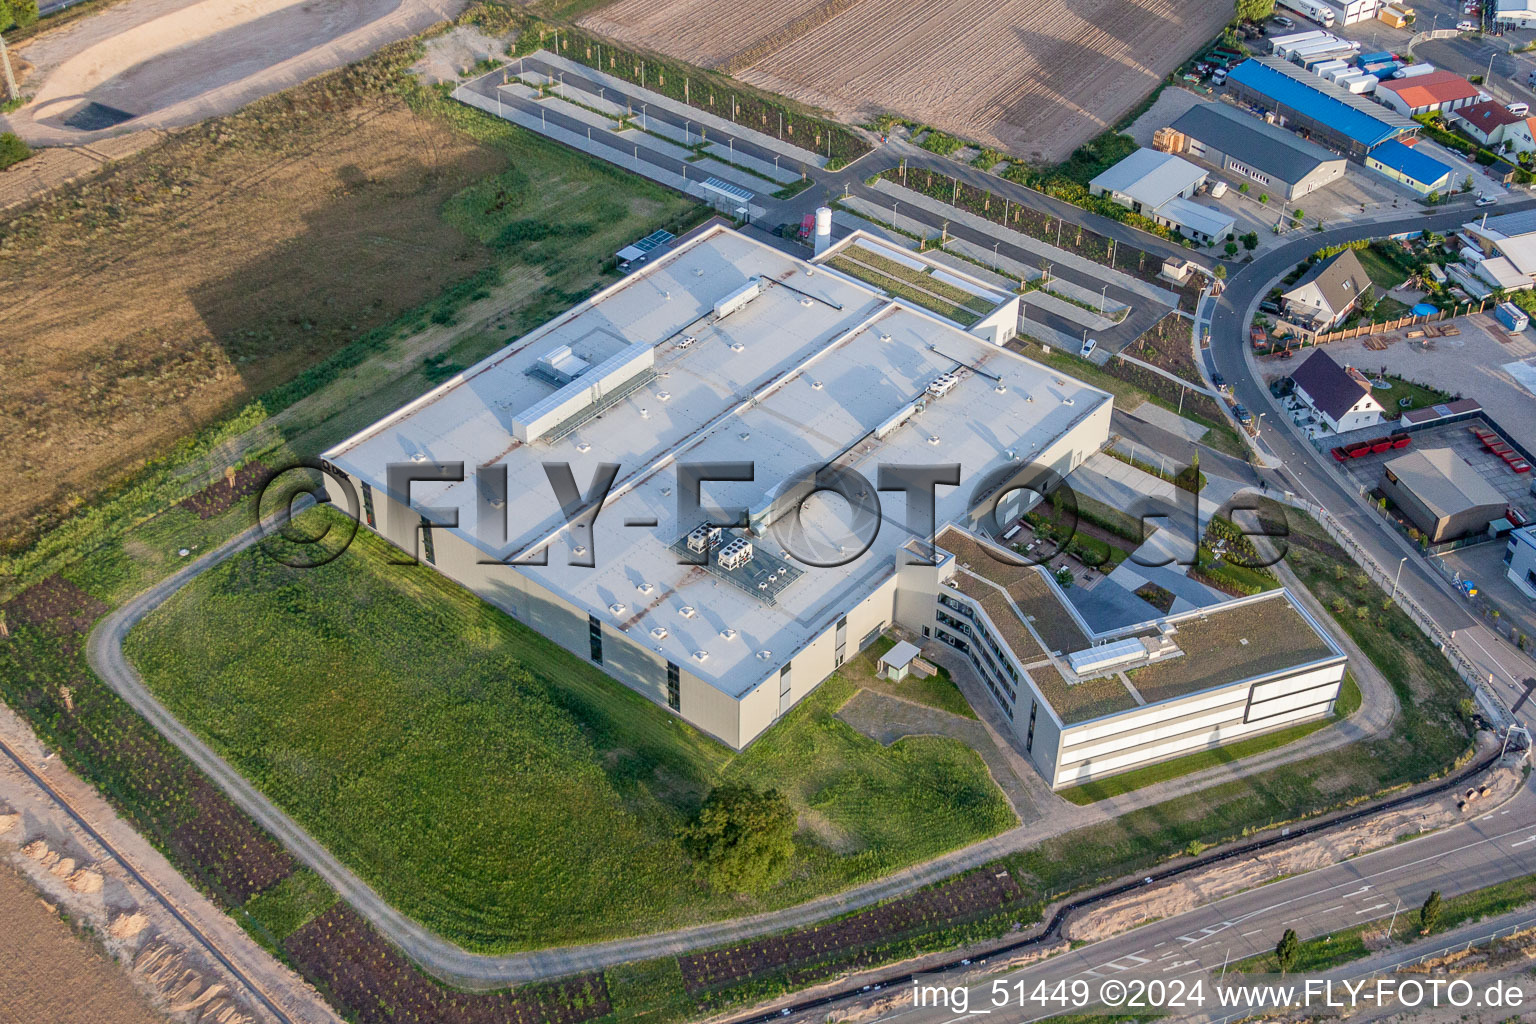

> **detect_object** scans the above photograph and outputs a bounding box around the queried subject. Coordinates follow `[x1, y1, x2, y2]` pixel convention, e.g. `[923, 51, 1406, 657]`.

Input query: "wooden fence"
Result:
[1268, 298, 1492, 349]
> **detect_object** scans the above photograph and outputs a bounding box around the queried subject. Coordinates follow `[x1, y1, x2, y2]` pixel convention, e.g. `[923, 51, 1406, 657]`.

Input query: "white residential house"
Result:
[1288, 348, 1386, 434]
[1506, 526, 1536, 600]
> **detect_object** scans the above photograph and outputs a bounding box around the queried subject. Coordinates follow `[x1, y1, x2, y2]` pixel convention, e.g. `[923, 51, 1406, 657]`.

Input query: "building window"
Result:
[360, 481, 376, 529]
[419, 517, 436, 565]
[834, 615, 848, 668]
[588, 613, 603, 664]
[779, 662, 793, 697]
[666, 661, 680, 711]
[1026, 701, 1037, 752]
[921, 625, 931, 637]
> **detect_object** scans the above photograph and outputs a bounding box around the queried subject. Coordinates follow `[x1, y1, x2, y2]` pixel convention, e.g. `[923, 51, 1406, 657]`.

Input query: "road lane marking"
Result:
[1510, 835, 1536, 848]
[1355, 902, 1390, 915]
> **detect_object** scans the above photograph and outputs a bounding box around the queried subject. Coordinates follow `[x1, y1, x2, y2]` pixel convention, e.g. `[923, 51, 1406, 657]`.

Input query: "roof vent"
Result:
[489, 497, 506, 508]
[575, 441, 592, 453]
[639, 407, 650, 419]
[800, 297, 814, 307]
[694, 268, 705, 277]
[410, 452, 426, 463]
[657, 390, 671, 401]
[573, 545, 588, 557]
[636, 582, 654, 594]
[679, 605, 697, 618]
[927, 435, 942, 445]
[720, 627, 737, 640]
[740, 431, 751, 441]
[650, 626, 669, 640]
[608, 602, 627, 616]
[692, 650, 709, 663]
[730, 342, 745, 352]
[1063, 397, 1075, 406]
[994, 383, 1007, 393]
[1025, 394, 1034, 403]
[811, 380, 824, 390]
[879, 333, 893, 343]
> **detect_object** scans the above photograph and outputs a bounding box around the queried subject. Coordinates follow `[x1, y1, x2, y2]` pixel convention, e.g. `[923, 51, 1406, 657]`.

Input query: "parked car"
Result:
[1272, 14, 1295, 28]
[1458, 19, 1476, 30]
[1212, 372, 1229, 392]
[1477, 194, 1497, 206]
[1210, 180, 1229, 198]
[1233, 404, 1253, 425]
[1080, 337, 1098, 357]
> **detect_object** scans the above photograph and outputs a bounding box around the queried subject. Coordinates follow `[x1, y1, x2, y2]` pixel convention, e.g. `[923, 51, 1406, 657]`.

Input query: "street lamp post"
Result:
[1392, 556, 1407, 603]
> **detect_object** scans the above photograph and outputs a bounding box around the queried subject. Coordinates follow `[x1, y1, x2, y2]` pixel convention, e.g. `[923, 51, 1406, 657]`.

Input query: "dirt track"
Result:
[581, 0, 1233, 162]
[2, 0, 466, 145]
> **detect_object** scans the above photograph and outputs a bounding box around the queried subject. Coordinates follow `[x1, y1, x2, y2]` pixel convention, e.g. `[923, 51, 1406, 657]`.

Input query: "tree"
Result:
[0, 0, 36, 31]
[1243, 231, 1259, 250]
[1225, 241, 1239, 257]
[1214, 263, 1228, 280]
[1419, 890, 1442, 934]
[1236, 0, 1276, 21]
[1274, 928, 1300, 974]
[682, 784, 796, 895]
[1357, 286, 1377, 318]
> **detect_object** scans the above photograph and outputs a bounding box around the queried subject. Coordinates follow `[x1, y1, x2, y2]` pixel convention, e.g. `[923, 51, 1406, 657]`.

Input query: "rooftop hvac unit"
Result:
[713, 278, 763, 319]
[717, 536, 754, 570]
[687, 523, 722, 553]
[927, 373, 960, 399]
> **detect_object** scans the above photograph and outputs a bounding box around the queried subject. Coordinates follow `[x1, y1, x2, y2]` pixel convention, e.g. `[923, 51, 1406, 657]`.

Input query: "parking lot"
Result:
[1275, 313, 1536, 451]
[1321, 415, 1533, 520]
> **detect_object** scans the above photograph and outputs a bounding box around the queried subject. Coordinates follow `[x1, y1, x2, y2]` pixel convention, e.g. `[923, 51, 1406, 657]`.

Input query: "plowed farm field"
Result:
[581, 0, 1231, 162]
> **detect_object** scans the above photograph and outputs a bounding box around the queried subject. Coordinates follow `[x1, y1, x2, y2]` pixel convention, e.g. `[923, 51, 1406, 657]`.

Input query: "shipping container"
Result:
[1494, 301, 1530, 332]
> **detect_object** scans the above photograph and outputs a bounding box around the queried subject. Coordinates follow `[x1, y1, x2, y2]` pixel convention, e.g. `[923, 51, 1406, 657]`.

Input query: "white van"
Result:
[1509, 101, 1531, 116]
[1210, 180, 1229, 198]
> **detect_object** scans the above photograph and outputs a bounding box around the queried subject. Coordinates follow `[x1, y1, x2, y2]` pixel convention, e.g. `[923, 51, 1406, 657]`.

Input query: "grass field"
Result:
[123, 516, 1013, 952]
[0, 38, 698, 560]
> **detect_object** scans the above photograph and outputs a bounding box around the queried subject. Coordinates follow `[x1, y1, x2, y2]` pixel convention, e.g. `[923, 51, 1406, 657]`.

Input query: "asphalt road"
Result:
[1205, 201, 1536, 730]
[867, 774, 1536, 1024]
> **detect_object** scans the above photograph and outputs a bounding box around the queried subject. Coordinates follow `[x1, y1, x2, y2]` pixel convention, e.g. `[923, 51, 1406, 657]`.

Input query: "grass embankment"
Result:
[124, 516, 1013, 952]
[1231, 873, 1536, 975]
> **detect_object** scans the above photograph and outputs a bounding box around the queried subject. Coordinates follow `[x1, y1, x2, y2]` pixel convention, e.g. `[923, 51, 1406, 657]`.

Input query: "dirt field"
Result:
[0, 867, 171, 1024]
[0, 36, 697, 558]
[0, 74, 501, 550]
[3, 0, 465, 145]
[580, 0, 1232, 162]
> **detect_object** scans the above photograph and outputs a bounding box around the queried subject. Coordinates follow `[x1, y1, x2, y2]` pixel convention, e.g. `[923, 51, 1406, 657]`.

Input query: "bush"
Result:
[0, 0, 38, 30]
[0, 132, 30, 171]
[682, 784, 796, 895]
[919, 130, 965, 156]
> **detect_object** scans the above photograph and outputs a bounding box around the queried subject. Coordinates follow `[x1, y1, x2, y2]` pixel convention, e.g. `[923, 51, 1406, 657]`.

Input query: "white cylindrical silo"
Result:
[813, 206, 832, 255]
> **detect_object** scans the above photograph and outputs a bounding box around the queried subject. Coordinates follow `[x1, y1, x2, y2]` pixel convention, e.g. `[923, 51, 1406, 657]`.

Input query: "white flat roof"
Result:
[1090, 149, 1206, 210]
[325, 226, 1112, 697]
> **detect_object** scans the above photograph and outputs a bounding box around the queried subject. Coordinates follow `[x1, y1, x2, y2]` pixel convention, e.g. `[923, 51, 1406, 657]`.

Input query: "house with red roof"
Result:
[1375, 70, 1483, 118]
[1453, 100, 1526, 147]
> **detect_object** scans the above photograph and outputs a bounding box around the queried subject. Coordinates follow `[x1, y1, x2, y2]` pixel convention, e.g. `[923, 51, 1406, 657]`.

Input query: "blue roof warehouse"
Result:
[1225, 56, 1418, 158]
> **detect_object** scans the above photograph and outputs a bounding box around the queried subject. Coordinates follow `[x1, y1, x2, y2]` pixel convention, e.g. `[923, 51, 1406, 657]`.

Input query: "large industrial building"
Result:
[1225, 56, 1418, 158]
[1087, 148, 1235, 243]
[1164, 102, 1348, 200]
[321, 224, 1352, 786]
[322, 224, 1102, 752]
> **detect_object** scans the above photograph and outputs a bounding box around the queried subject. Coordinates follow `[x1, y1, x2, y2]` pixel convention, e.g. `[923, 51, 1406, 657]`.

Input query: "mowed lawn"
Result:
[124, 523, 1014, 952]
